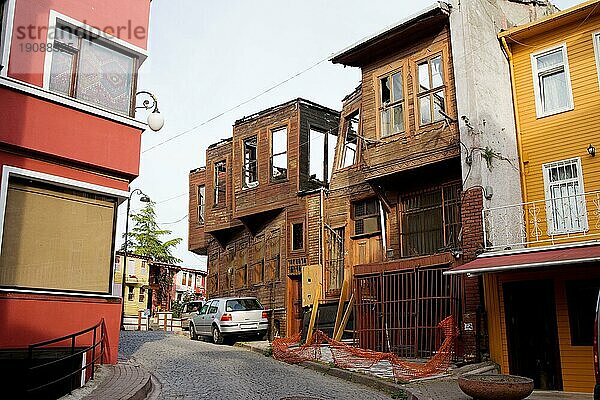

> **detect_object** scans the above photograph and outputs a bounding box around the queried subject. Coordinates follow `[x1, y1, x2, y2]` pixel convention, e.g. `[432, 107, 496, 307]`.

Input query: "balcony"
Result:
[483, 191, 600, 251]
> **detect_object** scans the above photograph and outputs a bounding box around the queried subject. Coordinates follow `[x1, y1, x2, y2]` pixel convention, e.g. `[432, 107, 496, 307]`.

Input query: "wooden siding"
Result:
[359, 24, 460, 180]
[509, 13, 600, 243]
[204, 140, 243, 233]
[188, 168, 208, 254]
[486, 267, 597, 393]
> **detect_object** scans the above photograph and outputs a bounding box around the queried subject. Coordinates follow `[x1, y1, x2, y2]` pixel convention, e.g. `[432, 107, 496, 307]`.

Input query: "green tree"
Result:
[123, 201, 182, 264]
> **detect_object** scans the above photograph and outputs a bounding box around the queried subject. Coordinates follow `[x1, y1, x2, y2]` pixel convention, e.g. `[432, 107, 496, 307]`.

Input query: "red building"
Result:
[0, 0, 152, 395]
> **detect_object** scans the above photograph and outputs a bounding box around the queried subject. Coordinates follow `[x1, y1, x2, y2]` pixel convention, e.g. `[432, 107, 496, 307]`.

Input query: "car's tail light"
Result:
[262, 311, 268, 319]
[221, 313, 232, 322]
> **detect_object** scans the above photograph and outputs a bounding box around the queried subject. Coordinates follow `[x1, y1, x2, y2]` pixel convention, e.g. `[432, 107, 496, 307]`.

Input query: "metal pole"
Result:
[120, 192, 132, 330]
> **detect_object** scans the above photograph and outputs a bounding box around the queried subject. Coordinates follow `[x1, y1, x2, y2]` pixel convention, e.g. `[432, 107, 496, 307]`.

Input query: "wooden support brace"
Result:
[333, 280, 349, 339]
[334, 293, 355, 342]
[306, 289, 321, 344]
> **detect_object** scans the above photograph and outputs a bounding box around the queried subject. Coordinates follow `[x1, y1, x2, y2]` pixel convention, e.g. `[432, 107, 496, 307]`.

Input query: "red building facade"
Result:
[0, 0, 152, 392]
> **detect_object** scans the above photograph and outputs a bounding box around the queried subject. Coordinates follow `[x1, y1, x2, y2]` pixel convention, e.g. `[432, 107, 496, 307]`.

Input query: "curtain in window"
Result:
[541, 71, 569, 112]
[76, 39, 134, 115]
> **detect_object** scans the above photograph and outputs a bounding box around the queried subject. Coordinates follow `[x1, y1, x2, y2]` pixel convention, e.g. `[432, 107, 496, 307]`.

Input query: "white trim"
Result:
[530, 43, 574, 118]
[0, 0, 16, 77]
[542, 157, 587, 235]
[444, 256, 600, 275]
[0, 166, 128, 297]
[0, 287, 121, 299]
[478, 239, 600, 258]
[0, 75, 147, 129]
[42, 10, 147, 114]
[593, 31, 600, 90]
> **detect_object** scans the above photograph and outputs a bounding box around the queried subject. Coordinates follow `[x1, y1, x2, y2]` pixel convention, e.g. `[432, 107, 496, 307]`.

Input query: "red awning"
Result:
[445, 244, 600, 275]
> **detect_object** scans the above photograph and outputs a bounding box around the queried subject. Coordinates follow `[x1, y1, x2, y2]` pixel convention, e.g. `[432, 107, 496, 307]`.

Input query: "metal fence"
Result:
[354, 266, 461, 359]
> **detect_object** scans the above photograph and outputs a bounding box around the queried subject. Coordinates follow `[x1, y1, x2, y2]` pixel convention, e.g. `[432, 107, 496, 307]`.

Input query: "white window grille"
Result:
[543, 158, 587, 234]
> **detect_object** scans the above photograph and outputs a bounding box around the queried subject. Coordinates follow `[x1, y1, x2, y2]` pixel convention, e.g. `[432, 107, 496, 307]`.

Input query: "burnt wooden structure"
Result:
[189, 99, 339, 336]
[325, 4, 482, 360]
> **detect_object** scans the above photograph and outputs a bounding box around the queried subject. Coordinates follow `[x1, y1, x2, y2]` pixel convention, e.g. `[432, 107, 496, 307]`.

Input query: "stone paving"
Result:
[119, 331, 395, 400]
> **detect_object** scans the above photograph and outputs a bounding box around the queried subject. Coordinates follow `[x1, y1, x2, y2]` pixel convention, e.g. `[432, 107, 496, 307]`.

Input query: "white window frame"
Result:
[592, 31, 600, 90]
[42, 11, 147, 115]
[0, 166, 128, 298]
[542, 157, 588, 235]
[0, 0, 16, 77]
[531, 43, 574, 118]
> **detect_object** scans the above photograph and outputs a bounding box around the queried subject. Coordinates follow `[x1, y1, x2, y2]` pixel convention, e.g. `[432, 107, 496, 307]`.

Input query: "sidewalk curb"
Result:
[234, 342, 409, 398]
[82, 360, 155, 400]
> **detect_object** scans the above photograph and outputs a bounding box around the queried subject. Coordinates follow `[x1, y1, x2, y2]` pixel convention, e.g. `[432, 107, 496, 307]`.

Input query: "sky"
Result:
[123, 0, 580, 271]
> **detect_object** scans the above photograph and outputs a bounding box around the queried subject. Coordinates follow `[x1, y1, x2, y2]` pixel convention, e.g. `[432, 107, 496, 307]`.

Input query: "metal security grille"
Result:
[354, 265, 461, 358]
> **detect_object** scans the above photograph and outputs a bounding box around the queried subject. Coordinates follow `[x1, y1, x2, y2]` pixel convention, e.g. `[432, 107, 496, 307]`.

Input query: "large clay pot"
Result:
[458, 374, 534, 400]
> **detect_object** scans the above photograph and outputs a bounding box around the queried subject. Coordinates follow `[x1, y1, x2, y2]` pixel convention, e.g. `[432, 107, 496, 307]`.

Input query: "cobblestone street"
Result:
[119, 331, 394, 400]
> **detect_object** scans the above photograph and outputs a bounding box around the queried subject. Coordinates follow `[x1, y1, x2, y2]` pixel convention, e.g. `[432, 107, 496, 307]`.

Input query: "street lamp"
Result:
[120, 188, 151, 330]
[136, 91, 165, 132]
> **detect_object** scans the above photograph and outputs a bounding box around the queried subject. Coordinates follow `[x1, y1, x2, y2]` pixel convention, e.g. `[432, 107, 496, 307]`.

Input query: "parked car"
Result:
[180, 300, 204, 331]
[594, 291, 600, 399]
[188, 297, 268, 344]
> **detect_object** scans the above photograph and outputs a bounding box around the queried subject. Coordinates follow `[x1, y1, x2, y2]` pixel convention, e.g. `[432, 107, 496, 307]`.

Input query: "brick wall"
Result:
[459, 186, 484, 361]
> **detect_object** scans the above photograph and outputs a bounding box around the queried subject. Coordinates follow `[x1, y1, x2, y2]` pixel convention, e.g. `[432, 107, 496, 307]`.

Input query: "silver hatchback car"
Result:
[189, 297, 268, 344]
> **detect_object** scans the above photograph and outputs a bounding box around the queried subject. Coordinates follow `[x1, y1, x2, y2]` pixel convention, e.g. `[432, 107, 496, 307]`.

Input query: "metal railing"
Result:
[27, 319, 106, 396]
[483, 190, 600, 251]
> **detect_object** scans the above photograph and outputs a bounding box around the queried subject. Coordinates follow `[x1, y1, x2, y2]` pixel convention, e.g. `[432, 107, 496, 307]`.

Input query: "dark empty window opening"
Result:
[271, 127, 288, 181]
[353, 198, 381, 236]
[197, 185, 205, 224]
[292, 222, 304, 251]
[214, 161, 226, 206]
[309, 127, 337, 184]
[565, 279, 600, 346]
[341, 111, 359, 169]
[243, 136, 258, 188]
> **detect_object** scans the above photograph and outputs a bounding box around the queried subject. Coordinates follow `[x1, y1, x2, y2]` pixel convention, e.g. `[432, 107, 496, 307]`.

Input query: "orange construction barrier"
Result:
[272, 315, 458, 381]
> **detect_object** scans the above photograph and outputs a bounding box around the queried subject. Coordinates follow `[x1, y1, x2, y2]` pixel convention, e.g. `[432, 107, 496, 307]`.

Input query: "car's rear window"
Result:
[226, 299, 263, 312]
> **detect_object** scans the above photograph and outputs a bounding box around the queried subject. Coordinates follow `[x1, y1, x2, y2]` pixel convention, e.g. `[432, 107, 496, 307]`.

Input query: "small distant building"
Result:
[113, 252, 151, 317]
[174, 267, 207, 302]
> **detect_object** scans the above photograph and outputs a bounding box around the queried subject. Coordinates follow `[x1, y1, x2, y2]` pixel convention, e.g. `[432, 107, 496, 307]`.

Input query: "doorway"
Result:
[503, 280, 562, 390]
[288, 276, 303, 335]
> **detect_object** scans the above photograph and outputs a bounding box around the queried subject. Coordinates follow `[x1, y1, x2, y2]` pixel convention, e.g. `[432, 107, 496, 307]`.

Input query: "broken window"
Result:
[271, 127, 288, 181]
[379, 70, 405, 137]
[309, 127, 337, 183]
[341, 111, 360, 168]
[353, 198, 381, 236]
[417, 55, 445, 125]
[214, 160, 226, 206]
[400, 182, 461, 257]
[243, 136, 258, 188]
[291, 222, 304, 251]
[197, 185, 205, 224]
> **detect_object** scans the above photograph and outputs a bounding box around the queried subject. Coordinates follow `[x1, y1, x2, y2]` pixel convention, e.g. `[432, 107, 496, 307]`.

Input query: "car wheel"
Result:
[189, 323, 197, 340]
[212, 326, 224, 345]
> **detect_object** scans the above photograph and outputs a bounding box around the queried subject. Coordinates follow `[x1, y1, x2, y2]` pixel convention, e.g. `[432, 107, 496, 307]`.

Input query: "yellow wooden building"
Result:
[449, 1, 600, 393]
[113, 252, 151, 317]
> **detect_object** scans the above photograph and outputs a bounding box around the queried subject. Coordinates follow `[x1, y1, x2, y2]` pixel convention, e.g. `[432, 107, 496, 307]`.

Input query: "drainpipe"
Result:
[320, 187, 325, 296]
[501, 37, 528, 212]
[379, 199, 387, 260]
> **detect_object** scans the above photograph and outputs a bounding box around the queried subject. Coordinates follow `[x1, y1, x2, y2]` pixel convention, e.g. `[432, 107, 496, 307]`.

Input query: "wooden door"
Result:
[353, 236, 383, 265]
[289, 276, 303, 335]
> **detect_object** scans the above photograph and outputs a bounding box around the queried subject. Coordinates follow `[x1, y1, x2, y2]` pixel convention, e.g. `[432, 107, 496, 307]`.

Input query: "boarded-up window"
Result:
[353, 198, 381, 236]
[0, 178, 116, 293]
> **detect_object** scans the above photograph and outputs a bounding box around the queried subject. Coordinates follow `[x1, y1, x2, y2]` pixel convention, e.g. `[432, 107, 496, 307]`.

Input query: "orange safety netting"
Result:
[272, 315, 458, 381]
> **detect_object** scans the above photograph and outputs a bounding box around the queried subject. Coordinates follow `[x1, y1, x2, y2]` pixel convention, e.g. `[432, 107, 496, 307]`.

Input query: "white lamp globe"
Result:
[147, 111, 165, 132]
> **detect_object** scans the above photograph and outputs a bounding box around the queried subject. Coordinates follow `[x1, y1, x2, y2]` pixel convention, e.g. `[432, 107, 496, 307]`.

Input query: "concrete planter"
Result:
[458, 374, 534, 400]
